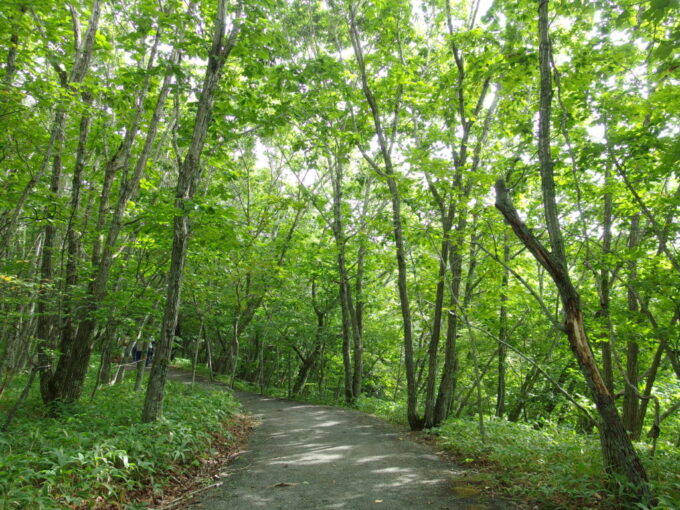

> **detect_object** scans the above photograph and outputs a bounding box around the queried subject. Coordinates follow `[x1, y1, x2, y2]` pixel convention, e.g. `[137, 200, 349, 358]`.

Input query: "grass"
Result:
[0, 368, 241, 509]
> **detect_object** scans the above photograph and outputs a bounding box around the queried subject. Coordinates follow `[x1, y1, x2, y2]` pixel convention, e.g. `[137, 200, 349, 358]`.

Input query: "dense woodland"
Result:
[0, 0, 678, 507]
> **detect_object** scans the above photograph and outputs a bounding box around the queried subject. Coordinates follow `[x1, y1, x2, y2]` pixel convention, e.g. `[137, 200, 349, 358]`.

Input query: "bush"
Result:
[355, 395, 407, 424]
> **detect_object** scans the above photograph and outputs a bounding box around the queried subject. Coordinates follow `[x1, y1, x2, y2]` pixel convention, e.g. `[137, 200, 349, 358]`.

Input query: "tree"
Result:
[494, 0, 651, 500]
[142, 0, 241, 422]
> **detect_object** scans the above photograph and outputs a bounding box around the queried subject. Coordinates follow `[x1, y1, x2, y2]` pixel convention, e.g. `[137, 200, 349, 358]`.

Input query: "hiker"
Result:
[146, 339, 155, 367]
[131, 341, 141, 363]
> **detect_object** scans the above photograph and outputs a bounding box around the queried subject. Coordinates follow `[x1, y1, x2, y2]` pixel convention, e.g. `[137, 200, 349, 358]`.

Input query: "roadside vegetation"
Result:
[0, 369, 240, 510]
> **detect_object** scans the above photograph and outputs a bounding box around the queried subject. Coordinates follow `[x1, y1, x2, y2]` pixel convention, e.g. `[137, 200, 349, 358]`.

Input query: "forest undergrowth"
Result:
[0, 368, 246, 509]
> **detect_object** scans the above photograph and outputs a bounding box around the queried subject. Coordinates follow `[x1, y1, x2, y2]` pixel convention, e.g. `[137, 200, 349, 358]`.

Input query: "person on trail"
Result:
[131, 341, 141, 363]
[146, 339, 155, 367]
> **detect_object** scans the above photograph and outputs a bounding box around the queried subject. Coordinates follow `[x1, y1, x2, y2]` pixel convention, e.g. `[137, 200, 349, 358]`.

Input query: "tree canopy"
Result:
[0, 0, 678, 506]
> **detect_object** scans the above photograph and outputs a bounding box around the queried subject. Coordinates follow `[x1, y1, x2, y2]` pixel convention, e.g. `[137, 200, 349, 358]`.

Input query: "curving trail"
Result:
[182, 383, 511, 510]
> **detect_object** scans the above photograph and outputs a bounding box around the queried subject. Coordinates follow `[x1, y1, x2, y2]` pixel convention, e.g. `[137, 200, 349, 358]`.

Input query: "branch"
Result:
[291, 345, 306, 363]
[494, 178, 570, 295]
[462, 317, 596, 425]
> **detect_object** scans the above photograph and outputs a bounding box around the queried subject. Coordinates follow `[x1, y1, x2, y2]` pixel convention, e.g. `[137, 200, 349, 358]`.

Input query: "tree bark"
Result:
[142, 0, 241, 422]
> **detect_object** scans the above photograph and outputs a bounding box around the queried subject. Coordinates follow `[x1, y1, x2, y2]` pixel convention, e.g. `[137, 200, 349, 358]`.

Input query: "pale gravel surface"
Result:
[170, 371, 511, 510]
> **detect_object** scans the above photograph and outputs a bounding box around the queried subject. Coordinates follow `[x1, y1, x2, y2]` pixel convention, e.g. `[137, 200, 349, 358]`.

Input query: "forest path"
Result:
[174, 373, 511, 510]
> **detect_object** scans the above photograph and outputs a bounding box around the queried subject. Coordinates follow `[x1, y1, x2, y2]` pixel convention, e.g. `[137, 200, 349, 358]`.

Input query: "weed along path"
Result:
[186, 386, 512, 510]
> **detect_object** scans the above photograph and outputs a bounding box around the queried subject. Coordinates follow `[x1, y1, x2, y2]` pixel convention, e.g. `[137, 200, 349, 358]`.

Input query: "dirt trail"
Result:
[174, 374, 510, 510]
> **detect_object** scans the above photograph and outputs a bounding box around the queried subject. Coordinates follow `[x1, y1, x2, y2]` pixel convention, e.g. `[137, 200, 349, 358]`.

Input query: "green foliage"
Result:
[355, 395, 407, 425]
[433, 417, 680, 509]
[0, 372, 239, 509]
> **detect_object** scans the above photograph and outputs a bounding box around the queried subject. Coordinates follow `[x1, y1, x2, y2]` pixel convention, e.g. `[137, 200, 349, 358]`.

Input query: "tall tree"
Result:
[142, 0, 242, 422]
[494, 0, 650, 501]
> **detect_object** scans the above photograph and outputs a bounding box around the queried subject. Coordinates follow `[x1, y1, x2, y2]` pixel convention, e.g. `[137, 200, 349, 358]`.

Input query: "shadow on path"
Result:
[170, 373, 511, 510]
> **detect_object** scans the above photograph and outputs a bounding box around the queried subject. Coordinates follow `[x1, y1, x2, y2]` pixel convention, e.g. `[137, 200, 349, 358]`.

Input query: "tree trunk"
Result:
[623, 214, 641, 436]
[347, 6, 421, 429]
[597, 165, 615, 394]
[329, 156, 362, 404]
[142, 0, 241, 422]
[423, 214, 452, 427]
[37, 108, 66, 405]
[496, 230, 509, 418]
[433, 220, 465, 424]
[493, 1, 650, 501]
[44, 94, 94, 403]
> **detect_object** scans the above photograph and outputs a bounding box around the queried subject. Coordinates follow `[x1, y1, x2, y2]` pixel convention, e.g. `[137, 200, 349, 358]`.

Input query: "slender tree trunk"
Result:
[0, 236, 42, 394]
[351, 186, 368, 399]
[331, 158, 356, 403]
[142, 1, 241, 422]
[623, 214, 641, 435]
[597, 165, 615, 393]
[347, 5, 421, 429]
[496, 230, 509, 417]
[93, 319, 118, 390]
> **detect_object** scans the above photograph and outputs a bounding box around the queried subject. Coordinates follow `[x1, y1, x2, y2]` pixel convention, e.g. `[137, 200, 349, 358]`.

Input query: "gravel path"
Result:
[184, 384, 511, 510]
